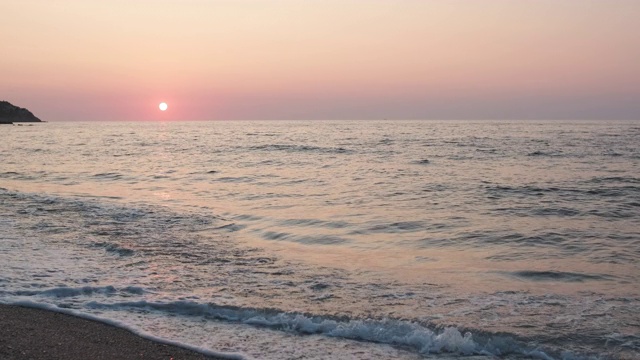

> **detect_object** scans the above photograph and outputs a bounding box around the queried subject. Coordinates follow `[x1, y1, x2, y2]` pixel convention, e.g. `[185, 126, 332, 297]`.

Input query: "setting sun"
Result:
[159, 102, 168, 111]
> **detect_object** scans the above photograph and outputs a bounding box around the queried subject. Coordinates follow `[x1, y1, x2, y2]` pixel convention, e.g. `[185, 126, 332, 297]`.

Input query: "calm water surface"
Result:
[1, 120, 639, 359]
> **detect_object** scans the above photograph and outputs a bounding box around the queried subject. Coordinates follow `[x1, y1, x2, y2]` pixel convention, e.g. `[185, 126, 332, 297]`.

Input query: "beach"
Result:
[0, 304, 226, 360]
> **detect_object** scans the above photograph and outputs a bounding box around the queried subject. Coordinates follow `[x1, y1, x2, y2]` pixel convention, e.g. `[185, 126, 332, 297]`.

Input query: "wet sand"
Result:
[0, 304, 224, 360]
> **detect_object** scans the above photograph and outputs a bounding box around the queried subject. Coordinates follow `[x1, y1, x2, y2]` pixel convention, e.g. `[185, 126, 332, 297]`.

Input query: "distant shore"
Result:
[0, 100, 42, 123]
[0, 304, 226, 360]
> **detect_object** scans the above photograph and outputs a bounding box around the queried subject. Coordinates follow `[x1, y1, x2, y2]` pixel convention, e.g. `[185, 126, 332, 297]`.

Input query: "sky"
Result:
[1, 0, 639, 121]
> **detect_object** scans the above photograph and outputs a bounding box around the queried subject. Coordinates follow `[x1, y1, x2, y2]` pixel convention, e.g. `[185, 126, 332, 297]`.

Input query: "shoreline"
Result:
[0, 304, 235, 360]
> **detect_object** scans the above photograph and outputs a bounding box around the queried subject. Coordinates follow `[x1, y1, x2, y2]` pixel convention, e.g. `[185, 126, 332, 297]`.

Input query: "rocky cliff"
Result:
[0, 101, 42, 123]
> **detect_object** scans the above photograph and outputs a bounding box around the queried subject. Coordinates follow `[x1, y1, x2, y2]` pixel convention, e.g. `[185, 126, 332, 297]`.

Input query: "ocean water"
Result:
[1, 120, 638, 359]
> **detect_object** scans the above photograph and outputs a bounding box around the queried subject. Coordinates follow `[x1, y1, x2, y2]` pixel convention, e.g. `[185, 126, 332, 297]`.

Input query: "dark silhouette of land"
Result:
[0, 101, 42, 124]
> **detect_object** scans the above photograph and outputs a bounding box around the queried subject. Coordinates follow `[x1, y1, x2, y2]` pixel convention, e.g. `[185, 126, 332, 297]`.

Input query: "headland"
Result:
[0, 101, 42, 124]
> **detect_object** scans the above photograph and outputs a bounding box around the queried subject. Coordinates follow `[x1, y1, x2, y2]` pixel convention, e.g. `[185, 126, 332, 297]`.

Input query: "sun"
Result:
[159, 102, 168, 111]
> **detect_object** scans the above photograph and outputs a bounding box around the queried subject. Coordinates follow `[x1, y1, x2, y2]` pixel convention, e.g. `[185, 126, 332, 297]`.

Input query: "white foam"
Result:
[80, 299, 545, 357]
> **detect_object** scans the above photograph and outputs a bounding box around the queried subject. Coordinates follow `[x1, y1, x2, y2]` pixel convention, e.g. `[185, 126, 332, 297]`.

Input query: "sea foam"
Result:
[80, 299, 545, 358]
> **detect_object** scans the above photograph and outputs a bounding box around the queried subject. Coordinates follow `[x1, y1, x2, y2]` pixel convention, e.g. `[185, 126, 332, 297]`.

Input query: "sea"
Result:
[1, 120, 638, 359]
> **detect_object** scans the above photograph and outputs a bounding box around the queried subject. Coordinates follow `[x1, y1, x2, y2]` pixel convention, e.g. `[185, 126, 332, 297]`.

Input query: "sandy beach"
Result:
[0, 304, 223, 360]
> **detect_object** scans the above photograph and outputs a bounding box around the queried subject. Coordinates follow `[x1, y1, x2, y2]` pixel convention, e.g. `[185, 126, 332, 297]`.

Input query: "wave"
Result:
[214, 176, 255, 183]
[259, 230, 350, 245]
[91, 241, 136, 256]
[79, 299, 548, 358]
[13, 285, 145, 298]
[248, 144, 352, 154]
[364, 221, 426, 234]
[526, 150, 562, 157]
[3, 283, 625, 359]
[278, 218, 350, 229]
[485, 184, 640, 200]
[586, 176, 640, 184]
[92, 172, 124, 180]
[0, 170, 47, 181]
[6, 284, 555, 357]
[503, 270, 613, 283]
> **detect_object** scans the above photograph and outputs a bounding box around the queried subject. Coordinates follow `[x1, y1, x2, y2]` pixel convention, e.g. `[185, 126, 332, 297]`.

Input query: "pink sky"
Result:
[1, 0, 639, 121]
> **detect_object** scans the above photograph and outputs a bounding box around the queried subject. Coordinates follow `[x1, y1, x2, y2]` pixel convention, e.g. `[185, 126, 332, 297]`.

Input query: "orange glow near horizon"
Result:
[1, 1, 639, 120]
